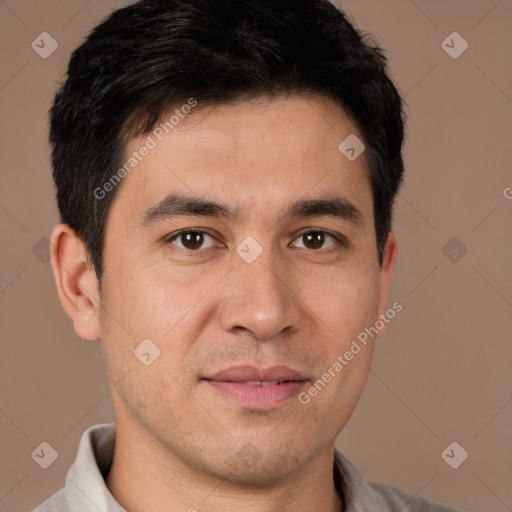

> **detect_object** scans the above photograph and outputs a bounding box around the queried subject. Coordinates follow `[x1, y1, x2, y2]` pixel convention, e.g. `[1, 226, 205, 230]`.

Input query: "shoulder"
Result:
[367, 480, 466, 512]
[31, 488, 68, 512]
[334, 449, 466, 512]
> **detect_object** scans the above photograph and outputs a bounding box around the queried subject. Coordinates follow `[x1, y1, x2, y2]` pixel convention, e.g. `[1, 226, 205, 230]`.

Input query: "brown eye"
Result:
[169, 230, 215, 251]
[292, 231, 340, 251]
[303, 232, 325, 250]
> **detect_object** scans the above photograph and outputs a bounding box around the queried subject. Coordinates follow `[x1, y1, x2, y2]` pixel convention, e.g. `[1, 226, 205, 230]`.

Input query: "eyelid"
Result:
[165, 228, 348, 253]
[290, 229, 347, 250]
[166, 229, 222, 250]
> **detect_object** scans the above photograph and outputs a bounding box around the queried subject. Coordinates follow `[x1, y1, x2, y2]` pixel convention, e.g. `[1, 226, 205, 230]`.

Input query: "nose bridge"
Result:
[219, 242, 301, 339]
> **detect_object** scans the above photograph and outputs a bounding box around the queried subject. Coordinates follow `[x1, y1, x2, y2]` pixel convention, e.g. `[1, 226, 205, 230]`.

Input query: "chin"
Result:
[194, 441, 312, 488]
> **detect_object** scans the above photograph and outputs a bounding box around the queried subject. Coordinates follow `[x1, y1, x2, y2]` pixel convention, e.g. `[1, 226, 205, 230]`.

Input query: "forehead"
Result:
[112, 94, 373, 226]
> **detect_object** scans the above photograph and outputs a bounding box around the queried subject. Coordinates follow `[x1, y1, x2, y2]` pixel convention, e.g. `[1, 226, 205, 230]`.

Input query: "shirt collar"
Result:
[65, 423, 126, 512]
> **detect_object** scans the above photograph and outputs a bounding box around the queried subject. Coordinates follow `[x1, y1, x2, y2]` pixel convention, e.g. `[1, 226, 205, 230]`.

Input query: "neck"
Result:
[105, 423, 343, 512]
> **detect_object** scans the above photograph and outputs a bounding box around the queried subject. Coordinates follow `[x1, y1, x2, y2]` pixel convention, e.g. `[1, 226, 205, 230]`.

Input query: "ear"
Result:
[49, 224, 101, 341]
[374, 232, 398, 340]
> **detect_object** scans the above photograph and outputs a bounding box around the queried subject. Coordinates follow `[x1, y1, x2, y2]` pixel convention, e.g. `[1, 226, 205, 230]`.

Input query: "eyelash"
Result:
[165, 229, 347, 255]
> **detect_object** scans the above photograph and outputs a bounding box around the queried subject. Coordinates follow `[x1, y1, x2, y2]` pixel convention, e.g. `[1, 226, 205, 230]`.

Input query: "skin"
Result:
[50, 94, 397, 512]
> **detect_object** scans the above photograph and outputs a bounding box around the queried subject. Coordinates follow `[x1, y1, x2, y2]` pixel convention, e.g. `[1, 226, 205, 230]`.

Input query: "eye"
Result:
[291, 230, 342, 251]
[167, 230, 217, 251]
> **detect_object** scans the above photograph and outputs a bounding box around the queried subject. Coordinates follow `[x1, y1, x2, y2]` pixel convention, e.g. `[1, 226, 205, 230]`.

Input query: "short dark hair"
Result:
[50, 0, 405, 282]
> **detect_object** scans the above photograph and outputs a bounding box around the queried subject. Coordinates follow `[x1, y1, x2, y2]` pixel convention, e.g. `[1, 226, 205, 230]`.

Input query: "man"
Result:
[34, 0, 465, 510]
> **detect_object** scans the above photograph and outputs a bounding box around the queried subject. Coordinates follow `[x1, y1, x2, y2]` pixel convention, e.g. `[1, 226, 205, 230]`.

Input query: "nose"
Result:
[219, 250, 303, 340]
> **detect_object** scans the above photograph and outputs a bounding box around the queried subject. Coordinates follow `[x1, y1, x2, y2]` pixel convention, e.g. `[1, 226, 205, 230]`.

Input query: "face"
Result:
[95, 94, 396, 485]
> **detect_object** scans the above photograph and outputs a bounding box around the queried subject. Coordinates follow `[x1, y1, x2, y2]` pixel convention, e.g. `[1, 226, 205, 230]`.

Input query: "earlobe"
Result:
[50, 224, 101, 341]
[375, 232, 398, 340]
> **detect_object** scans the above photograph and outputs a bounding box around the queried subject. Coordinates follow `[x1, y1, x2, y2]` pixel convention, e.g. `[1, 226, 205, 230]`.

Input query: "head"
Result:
[50, 0, 404, 488]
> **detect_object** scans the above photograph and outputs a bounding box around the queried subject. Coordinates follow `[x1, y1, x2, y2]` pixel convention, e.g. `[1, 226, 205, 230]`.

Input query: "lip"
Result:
[206, 365, 308, 382]
[203, 365, 309, 410]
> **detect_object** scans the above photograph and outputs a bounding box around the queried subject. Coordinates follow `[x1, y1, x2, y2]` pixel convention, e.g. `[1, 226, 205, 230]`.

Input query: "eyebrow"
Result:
[138, 192, 365, 229]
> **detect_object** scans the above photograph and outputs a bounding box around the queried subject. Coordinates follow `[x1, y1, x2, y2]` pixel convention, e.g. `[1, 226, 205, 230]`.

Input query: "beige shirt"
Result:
[32, 423, 465, 512]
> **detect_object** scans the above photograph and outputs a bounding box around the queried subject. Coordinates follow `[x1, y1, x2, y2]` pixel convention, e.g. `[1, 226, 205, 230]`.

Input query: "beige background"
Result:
[1, 1, 511, 511]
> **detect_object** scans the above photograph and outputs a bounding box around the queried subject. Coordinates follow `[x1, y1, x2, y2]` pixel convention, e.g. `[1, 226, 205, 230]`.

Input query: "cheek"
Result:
[307, 267, 381, 347]
[101, 256, 203, 336]
[308, 265, 379, 412]
[98, 261, 219, 388]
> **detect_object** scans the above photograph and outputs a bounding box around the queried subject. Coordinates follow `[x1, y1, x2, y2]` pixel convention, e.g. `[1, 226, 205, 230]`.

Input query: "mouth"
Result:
[234, 380, 289, 386]
[202, 365, 309, 410]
